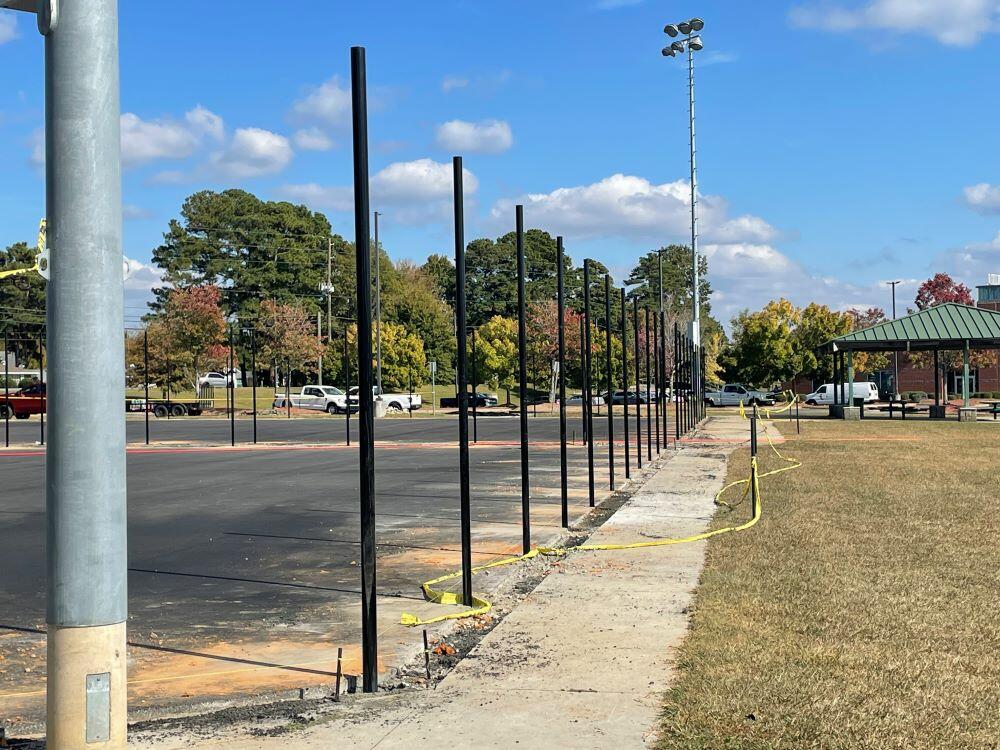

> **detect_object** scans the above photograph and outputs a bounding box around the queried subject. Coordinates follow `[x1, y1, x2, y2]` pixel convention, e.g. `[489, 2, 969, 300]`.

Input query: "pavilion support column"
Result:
[929, 348, 946, 420]
[958, 340, 977, 422]
[843, 350, 860, 421]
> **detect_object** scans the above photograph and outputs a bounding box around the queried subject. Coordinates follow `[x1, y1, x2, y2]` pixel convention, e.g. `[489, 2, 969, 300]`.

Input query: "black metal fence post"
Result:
[604, 275, 614, 490]
[750, 402, 759, 518]
[620, 287, 629, 480]
[557, 237, 569, 528]
[645, 307, 652, 461]
[143, 330, 150, 445]
[583, 260, 595, 507]
[3, 332, 9, 447]
[344, 328, 350, 446]
[39, 335, 45, 445]
[453, 155, 474, 606]
[229, 326, 235, 447]
[471, 327, 478, 444]
[663, 312, 671, 440]
[675, 325, 681, 441]
[633, 298, 641, 470]
[653, 313, 660, 453]
[166, 359, 172, 420]
[516, 204, 531, 552]
[580, 315, 587, 445]
[351, 45, 378, 694]
[251, 329, 258, 444]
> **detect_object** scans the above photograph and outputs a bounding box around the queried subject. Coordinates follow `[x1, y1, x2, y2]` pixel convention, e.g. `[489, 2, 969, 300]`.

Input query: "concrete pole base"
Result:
[47, 622, 127, 749]
[842, 406, 862, 421]
[958, 407, 978, 423]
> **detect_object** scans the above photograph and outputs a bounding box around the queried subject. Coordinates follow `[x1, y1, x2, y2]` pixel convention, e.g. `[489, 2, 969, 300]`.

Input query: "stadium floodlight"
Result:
[690, 18, 704, 31]
[663, 23, 679, 37]
[671, 41, 685, 53]
[678, 21, 692, 34]
[661, 46, 676, 57]
[689, 36, 704, 51]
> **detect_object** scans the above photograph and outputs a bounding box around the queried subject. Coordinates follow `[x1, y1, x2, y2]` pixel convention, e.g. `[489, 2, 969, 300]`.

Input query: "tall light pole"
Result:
[663, 17, 705, 396]
[888, 280, 901, 397]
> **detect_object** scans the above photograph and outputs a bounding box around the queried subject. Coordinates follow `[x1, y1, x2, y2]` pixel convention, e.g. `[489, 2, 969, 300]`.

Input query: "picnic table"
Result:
[984, 400, 1000, 420]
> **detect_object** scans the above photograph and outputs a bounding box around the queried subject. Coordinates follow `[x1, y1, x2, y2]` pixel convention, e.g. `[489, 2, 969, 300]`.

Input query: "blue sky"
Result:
[2, 0, 1000, 325]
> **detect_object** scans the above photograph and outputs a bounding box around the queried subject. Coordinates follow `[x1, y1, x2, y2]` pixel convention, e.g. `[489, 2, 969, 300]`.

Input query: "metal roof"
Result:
[821, 303, 1000, 352]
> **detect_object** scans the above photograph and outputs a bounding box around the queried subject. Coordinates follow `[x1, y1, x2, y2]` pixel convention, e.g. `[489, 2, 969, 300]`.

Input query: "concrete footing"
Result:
[842, 406, 861, 421]
[929, 405, 947, 420]
[958, 407, 978, 423]
[47, 621, 127, 749]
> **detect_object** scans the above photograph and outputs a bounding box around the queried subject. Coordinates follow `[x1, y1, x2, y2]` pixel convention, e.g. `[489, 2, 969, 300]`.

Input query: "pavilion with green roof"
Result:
[820, 302, 1000, 419]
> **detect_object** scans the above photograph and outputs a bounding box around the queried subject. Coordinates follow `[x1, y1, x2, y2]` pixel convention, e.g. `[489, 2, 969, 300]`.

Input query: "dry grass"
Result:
[658, 419, 1000, 750]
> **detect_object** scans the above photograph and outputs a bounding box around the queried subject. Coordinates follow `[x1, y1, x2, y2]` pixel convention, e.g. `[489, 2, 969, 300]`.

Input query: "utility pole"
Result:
[374, 211, 383, 397]
[888, 280, 901, 398]
[3, 0, 131, 745]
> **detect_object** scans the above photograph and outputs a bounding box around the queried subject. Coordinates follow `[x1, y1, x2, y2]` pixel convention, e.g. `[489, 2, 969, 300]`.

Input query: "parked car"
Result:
[804, 382, 879, 405]
[703, 383, 775, 407]
[350, 386, 422, 412]
[601, 390, 648, 405]
[565, 394, 605, 406]
[0, 382, 46, 419]
[440, 392, 499, 408]
[198, 371, 242, 388]
[273, 385, 357, 414]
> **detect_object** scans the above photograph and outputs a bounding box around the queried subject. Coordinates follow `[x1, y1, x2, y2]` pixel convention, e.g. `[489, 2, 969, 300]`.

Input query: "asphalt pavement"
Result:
[0, 411, 670, 733]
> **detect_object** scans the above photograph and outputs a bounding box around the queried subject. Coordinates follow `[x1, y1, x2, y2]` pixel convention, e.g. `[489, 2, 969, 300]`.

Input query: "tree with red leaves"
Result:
[914, 273, 973, 310]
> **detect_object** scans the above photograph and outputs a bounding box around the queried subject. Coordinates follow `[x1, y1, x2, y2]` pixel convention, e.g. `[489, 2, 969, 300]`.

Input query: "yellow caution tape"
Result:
[401, 421, 800, 627]
[0, 220, 45, 280]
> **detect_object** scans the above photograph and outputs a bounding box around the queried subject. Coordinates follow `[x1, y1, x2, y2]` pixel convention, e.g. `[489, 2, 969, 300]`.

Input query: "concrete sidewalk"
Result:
[134, 416, 748, 749]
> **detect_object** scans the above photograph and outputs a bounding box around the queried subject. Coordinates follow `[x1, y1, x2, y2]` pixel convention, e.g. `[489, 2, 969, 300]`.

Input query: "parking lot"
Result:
[0, 413, 654, 732]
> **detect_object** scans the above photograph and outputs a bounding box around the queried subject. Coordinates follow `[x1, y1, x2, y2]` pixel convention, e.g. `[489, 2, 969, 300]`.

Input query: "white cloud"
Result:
[936, 231, 1000, 283]
[435, 119, 513, 154]
[279, 158, 478, 225]
[292, 127, 335, 151]
[442, 75, 470, 93]
[120, 107, 224, 168]
[208, 127, 293, 179]
[291, 75, 351, 127]
[963, 182, 1000, 214]
[278, 183, 354, 212]
[28, 127, 44, 167]
[0, 11, 17, 45]
[789, 0, 1000, 46]
[123, 204, 152, 221]
[488, 173, 777, 244]
[123, 256, 164, 292]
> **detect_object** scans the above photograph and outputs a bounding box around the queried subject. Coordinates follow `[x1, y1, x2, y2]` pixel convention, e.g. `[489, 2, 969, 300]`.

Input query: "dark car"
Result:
[602, 390, 647, 405]
[440, 392, 498, 409]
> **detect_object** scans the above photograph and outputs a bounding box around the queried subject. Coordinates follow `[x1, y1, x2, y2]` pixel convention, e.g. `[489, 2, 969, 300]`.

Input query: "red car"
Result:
[0, 382, 46, 419]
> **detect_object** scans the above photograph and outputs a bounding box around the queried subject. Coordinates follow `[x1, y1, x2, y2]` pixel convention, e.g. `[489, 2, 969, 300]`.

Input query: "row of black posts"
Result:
[341, 46, 709, 693]
[672, 325, 705, 439]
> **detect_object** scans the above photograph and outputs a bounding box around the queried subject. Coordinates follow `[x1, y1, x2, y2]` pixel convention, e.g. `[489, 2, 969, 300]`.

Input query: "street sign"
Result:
[429, 361, 437, 375]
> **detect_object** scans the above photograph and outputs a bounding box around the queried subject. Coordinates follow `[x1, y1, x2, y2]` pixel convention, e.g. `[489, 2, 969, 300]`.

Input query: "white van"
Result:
[805, 382, 879, 405]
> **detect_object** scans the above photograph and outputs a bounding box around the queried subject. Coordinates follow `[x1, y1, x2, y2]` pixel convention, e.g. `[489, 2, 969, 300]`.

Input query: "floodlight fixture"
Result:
[664, 23, 679, 37]
[689, 36, 704, 51]
[690, 18, 704, 31]
[671, 41, 685, 53]
[661, 47, 676, 57]
[678, 21, 692, 34]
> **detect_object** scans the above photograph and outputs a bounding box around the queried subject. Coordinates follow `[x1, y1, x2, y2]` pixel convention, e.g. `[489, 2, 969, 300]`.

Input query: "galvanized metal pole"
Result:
[453, 157, 474, 605]
[620, 287, 629, 480]
[228, 327, 235, 447]
[44, 0, 129, 743]
[633, 298, 641, 470]
[557, 237, 569, 527]
[604, 275, 614, 490]
[143, 330, 150, 445]
[583, 260, 595, 506]
[688, 40, 702, 398]
[351, 46, 377, 693]
[516, 205, 531, 551]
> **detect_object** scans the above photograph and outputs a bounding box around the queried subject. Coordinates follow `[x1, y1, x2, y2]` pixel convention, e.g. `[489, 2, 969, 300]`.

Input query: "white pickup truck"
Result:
[704, 383, 775, 407]
[273, 385, 357, 414]
[349, 386, 422, 412]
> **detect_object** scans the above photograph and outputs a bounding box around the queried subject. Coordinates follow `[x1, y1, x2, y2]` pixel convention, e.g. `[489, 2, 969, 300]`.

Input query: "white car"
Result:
[198, 371, 242, 388]
[273, 385, 356, 414]
[350, 386, 422, 412]
[805, 382, 879, 405]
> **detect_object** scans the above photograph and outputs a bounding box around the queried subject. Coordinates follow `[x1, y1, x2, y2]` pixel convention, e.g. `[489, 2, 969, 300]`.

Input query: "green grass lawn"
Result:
[658, 419, 1000, 750]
